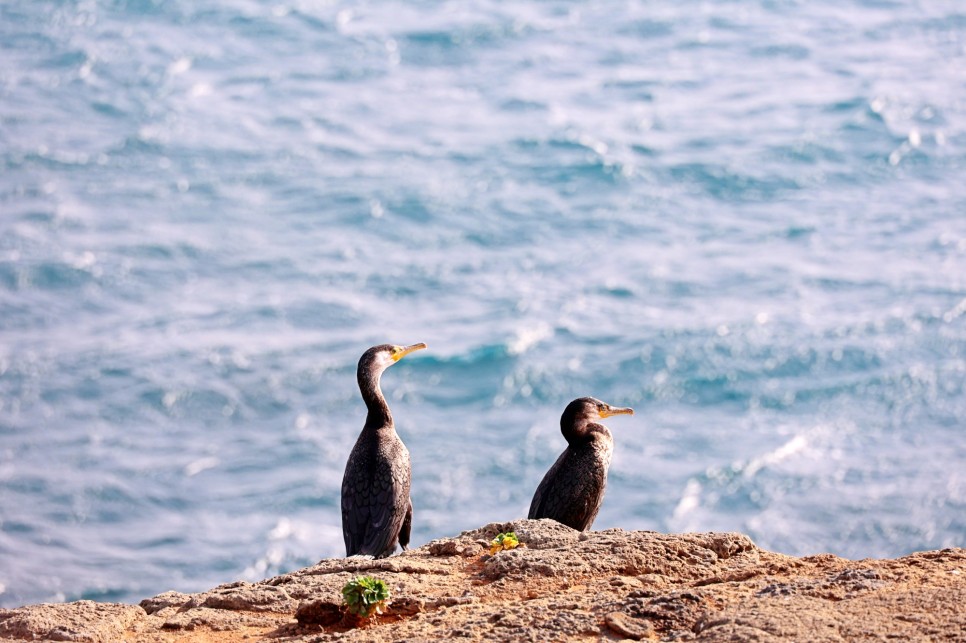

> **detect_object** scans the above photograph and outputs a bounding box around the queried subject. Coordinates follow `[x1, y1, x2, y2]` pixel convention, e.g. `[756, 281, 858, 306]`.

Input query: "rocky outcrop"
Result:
[1, 520, 963, 641]
[0, 601, 144, 642]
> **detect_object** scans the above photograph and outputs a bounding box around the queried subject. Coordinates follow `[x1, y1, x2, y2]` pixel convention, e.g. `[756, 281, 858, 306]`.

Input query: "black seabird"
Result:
[528, 397, 634, 531]
[341, 342, 426, 557]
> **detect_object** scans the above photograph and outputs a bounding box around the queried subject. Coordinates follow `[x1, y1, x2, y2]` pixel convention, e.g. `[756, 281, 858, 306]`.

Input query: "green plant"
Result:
[489, 531, 520, 555]
[341, 576, 391, 619]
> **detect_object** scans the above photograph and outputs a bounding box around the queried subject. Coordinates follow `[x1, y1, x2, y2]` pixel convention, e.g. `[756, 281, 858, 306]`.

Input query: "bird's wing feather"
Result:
[342, 438, 411, 557]
[528, 449, 568, 520]
[399, 497, 413, 550]
[528, 447, 606, 531]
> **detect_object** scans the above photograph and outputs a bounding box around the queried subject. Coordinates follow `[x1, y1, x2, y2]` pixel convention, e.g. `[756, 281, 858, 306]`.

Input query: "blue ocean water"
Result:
[1, 0, 964, 608]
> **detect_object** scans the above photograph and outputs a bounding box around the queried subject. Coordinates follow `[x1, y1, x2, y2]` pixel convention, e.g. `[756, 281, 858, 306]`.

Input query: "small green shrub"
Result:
[341, 576, 391, 619]
[489, 531, 520, 555]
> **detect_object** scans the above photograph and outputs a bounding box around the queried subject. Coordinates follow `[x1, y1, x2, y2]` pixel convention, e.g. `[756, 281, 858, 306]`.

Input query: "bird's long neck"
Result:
[359, 366, 393, 430]
[563, 417, 609, 446]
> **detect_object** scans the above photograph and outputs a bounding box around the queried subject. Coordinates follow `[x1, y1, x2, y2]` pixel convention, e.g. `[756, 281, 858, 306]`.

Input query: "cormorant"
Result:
[341, 342, 426, 557]
[528, 397, 634, 531]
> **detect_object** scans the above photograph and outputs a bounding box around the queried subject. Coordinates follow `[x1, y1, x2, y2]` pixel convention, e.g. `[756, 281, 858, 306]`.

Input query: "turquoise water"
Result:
[1, 0, 964, 608]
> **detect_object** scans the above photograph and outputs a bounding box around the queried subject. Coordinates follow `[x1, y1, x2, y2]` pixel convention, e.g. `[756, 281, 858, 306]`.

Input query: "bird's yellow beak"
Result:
[599, 404, 634, 419]
[391, 342, 428, 362]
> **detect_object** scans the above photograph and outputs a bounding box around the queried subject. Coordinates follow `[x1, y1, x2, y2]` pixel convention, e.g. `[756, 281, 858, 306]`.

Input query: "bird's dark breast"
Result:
[529, 445, 608, 531]
[341, 431, 411, 557]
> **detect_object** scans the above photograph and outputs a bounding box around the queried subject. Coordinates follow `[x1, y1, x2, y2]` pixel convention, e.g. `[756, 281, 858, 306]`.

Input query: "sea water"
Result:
[1, 0, 964, 608]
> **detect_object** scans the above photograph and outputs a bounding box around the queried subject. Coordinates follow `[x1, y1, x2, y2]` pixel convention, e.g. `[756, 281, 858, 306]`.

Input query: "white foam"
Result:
[507, 322, 553, 355]
[184, 457, 220, 477]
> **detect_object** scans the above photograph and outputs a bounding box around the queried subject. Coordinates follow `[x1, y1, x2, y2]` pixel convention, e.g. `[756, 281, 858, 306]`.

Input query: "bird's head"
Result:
[563, 396, 634, 428]
[358, 342, 428, 379]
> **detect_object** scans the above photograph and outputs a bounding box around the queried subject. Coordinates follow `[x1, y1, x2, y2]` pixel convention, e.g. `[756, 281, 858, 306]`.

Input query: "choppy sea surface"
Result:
[1, 0, 964, 608]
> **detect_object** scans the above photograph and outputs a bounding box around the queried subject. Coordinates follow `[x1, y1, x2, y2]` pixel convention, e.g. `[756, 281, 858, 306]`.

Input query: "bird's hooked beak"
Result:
[390, 342, 428, 362]
[599, 404, 634, 419]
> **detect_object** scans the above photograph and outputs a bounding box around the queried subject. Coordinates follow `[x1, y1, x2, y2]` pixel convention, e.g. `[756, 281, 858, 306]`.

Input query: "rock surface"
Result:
[1, 520, 963, 642]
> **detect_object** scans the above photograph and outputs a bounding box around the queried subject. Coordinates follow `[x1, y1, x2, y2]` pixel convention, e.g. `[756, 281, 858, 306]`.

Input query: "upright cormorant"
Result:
[341, 342, 426, 557]
[528, 397, 634, 531]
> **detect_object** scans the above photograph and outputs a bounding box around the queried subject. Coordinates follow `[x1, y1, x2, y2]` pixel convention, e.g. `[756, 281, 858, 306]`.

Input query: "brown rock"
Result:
[605, 610, 657, 640]
[294, 600, 342, 626]
[2, 521, 964, 642]
[138, 590, 191, 614]
[0, 600, 144, 642]
[388, 596, 424, 616]
[185, 581, 297, 612]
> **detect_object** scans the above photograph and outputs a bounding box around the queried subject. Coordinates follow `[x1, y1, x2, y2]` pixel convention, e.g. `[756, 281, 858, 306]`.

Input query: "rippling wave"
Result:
[1, 0, 964, 608]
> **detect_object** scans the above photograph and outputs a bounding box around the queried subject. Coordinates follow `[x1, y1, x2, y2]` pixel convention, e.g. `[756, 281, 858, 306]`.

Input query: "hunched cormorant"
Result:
[341, 342, 426, 557]
[528, 397, 634, 531]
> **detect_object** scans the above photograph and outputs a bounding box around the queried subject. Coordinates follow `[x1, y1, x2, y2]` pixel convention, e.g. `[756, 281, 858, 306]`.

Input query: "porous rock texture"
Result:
[1, 520, 963, 642]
